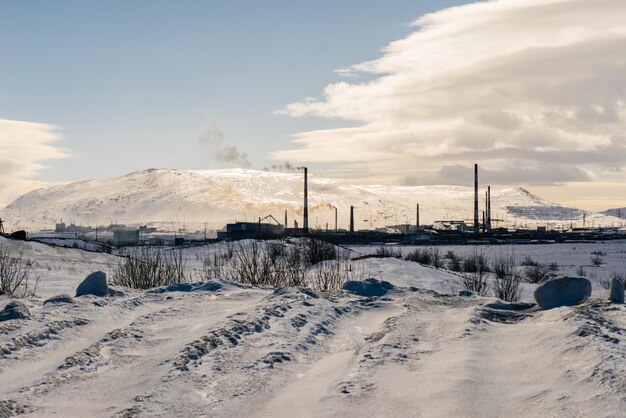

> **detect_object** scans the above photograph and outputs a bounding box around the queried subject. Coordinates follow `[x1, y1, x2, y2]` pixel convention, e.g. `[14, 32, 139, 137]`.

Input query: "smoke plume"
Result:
[199, 116, 250, 168]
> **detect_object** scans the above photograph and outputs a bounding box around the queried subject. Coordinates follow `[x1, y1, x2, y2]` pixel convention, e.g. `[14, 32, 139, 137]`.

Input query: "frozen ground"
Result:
[1, 237, 625, 417]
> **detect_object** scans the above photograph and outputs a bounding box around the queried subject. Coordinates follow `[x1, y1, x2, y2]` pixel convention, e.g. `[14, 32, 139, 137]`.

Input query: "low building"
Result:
[217, 222, 284, 240]
[113, 228, 140, 245]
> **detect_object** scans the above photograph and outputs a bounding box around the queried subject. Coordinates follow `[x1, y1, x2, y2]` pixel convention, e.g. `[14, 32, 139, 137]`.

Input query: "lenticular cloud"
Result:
[273, 0, 626, 185]
[0, 118, 68, 207]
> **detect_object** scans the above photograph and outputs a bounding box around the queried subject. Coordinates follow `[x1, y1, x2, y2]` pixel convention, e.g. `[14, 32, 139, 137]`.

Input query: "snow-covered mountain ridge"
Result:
[1, 168, 621, 231]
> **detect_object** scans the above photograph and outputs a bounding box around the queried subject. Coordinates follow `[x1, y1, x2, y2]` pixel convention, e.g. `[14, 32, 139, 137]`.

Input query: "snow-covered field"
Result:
[1, 237, 625, 417]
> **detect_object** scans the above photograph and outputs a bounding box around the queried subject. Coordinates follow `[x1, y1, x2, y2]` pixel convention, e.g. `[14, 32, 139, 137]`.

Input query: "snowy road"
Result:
[1, 238, 626, 417]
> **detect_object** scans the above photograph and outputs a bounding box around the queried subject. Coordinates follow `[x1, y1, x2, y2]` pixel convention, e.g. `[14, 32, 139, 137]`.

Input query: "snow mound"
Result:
[343, 278, 395, 297]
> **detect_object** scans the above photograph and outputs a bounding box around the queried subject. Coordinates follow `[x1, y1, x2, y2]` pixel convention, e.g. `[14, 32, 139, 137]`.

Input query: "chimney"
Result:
[487, 186, 491, 231]
[482, 211, 486, 233]
[350, 206, 355, 232]
[284, 209, 288, 228]
[335, 206, 338, 231]
[416, 203, 420, 228]
[474, 163, 479, 233]
[303, 167, 309, 232]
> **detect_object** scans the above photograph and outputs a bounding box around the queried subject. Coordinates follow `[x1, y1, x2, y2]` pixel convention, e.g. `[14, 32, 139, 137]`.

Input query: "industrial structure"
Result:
[5, 164, 625, 246]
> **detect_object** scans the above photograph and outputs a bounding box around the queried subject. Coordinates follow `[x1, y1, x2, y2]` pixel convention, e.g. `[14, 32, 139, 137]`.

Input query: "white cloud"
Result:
[272, 0, 626, 187]
[0, 118, 69, 208]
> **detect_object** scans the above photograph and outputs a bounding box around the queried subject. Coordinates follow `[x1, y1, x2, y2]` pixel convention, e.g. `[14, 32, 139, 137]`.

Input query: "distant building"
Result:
[433, 220, 469, 232]
[217, 222, 284, 240]
[113, 228, 140, 245]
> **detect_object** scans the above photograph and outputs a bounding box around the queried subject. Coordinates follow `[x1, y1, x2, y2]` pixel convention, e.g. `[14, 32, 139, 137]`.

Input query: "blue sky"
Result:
[0, 0, 466, 181]
[2, 0, 626, 211]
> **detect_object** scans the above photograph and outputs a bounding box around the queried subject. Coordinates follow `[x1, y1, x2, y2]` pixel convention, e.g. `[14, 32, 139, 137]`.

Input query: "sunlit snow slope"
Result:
[1, 168, 621, 231]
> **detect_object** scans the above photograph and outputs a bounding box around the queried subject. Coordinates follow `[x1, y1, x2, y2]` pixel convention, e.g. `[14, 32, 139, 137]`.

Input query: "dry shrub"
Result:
[405, 247, 442, 268]
[375, 246, 402, 258]
[492, 254, 522, 302]
[112, 247, 187, 289]
[0, 243, 38, 297]
[458, 249, 490, 296]
[525, 264, 550, 284]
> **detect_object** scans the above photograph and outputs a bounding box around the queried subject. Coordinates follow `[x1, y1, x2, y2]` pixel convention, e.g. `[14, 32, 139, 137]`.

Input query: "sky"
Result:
[1, 0, 625, 211]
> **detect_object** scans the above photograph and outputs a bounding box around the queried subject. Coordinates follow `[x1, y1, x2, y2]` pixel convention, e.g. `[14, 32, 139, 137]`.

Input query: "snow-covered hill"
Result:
[0, 168, 621, 232]
[601, 207, 626, 220]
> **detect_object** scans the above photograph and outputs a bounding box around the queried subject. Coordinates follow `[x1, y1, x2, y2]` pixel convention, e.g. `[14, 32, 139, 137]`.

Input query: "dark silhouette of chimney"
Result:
[350, 206, 354, 232]
[303, 167, 308, 232]
[487, 186, 491, 231]
[416, 203, 420, 228]
[474, 164, 479, 233]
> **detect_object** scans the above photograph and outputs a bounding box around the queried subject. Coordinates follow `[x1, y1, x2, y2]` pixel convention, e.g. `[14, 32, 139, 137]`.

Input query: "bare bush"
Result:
[0, 244, 39, 298]
[229, 241, 272, 285]
[112, 247, 187, 289]
[375, 246, 402, 258]
[444, 250, 456, 259]
[302, 238, 337, 266]
[520, 256, 539, 267]
[524, 263, 550, 284]
[405, 247, 443, 268]
[458, 249, 490, 295]
[492, 254, 522, 302]
[591, 254, 604, 266]
[201, 239, 350, 290]
[267, 242, 286, 262]
[462, 249, 490, 273]
[405, 248, 431, 265]
[446, 252, 463, 272]
[460, 270, 489, 295]
[282, 245, 307, 287]
[576, 265, 586, 276]
[201, 248, 228, 280]
[308, 260, 346, 291]
[429, 248, 442, 268]
[548, 262, 559, 272]
[448, 258, 462, 272]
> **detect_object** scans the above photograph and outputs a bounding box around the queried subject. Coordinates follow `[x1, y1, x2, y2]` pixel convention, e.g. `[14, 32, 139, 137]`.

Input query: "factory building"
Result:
[217, 222, 285, 240]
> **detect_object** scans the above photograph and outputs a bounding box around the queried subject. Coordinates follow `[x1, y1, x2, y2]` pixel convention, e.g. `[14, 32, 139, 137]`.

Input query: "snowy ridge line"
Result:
[1, 168, 621, 231]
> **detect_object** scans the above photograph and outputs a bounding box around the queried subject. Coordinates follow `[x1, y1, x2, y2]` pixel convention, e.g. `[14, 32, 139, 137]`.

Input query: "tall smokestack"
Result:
[284, 209, 288, 228]
[335, 207, 338, 231]
[303, 167, 309, 232]
[474, 163, 479, 233]
[350, 206, 354, 232]
[487, 186, 491, 231]
[482, 211, 486, 233]
[416, 203, 420, 228]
